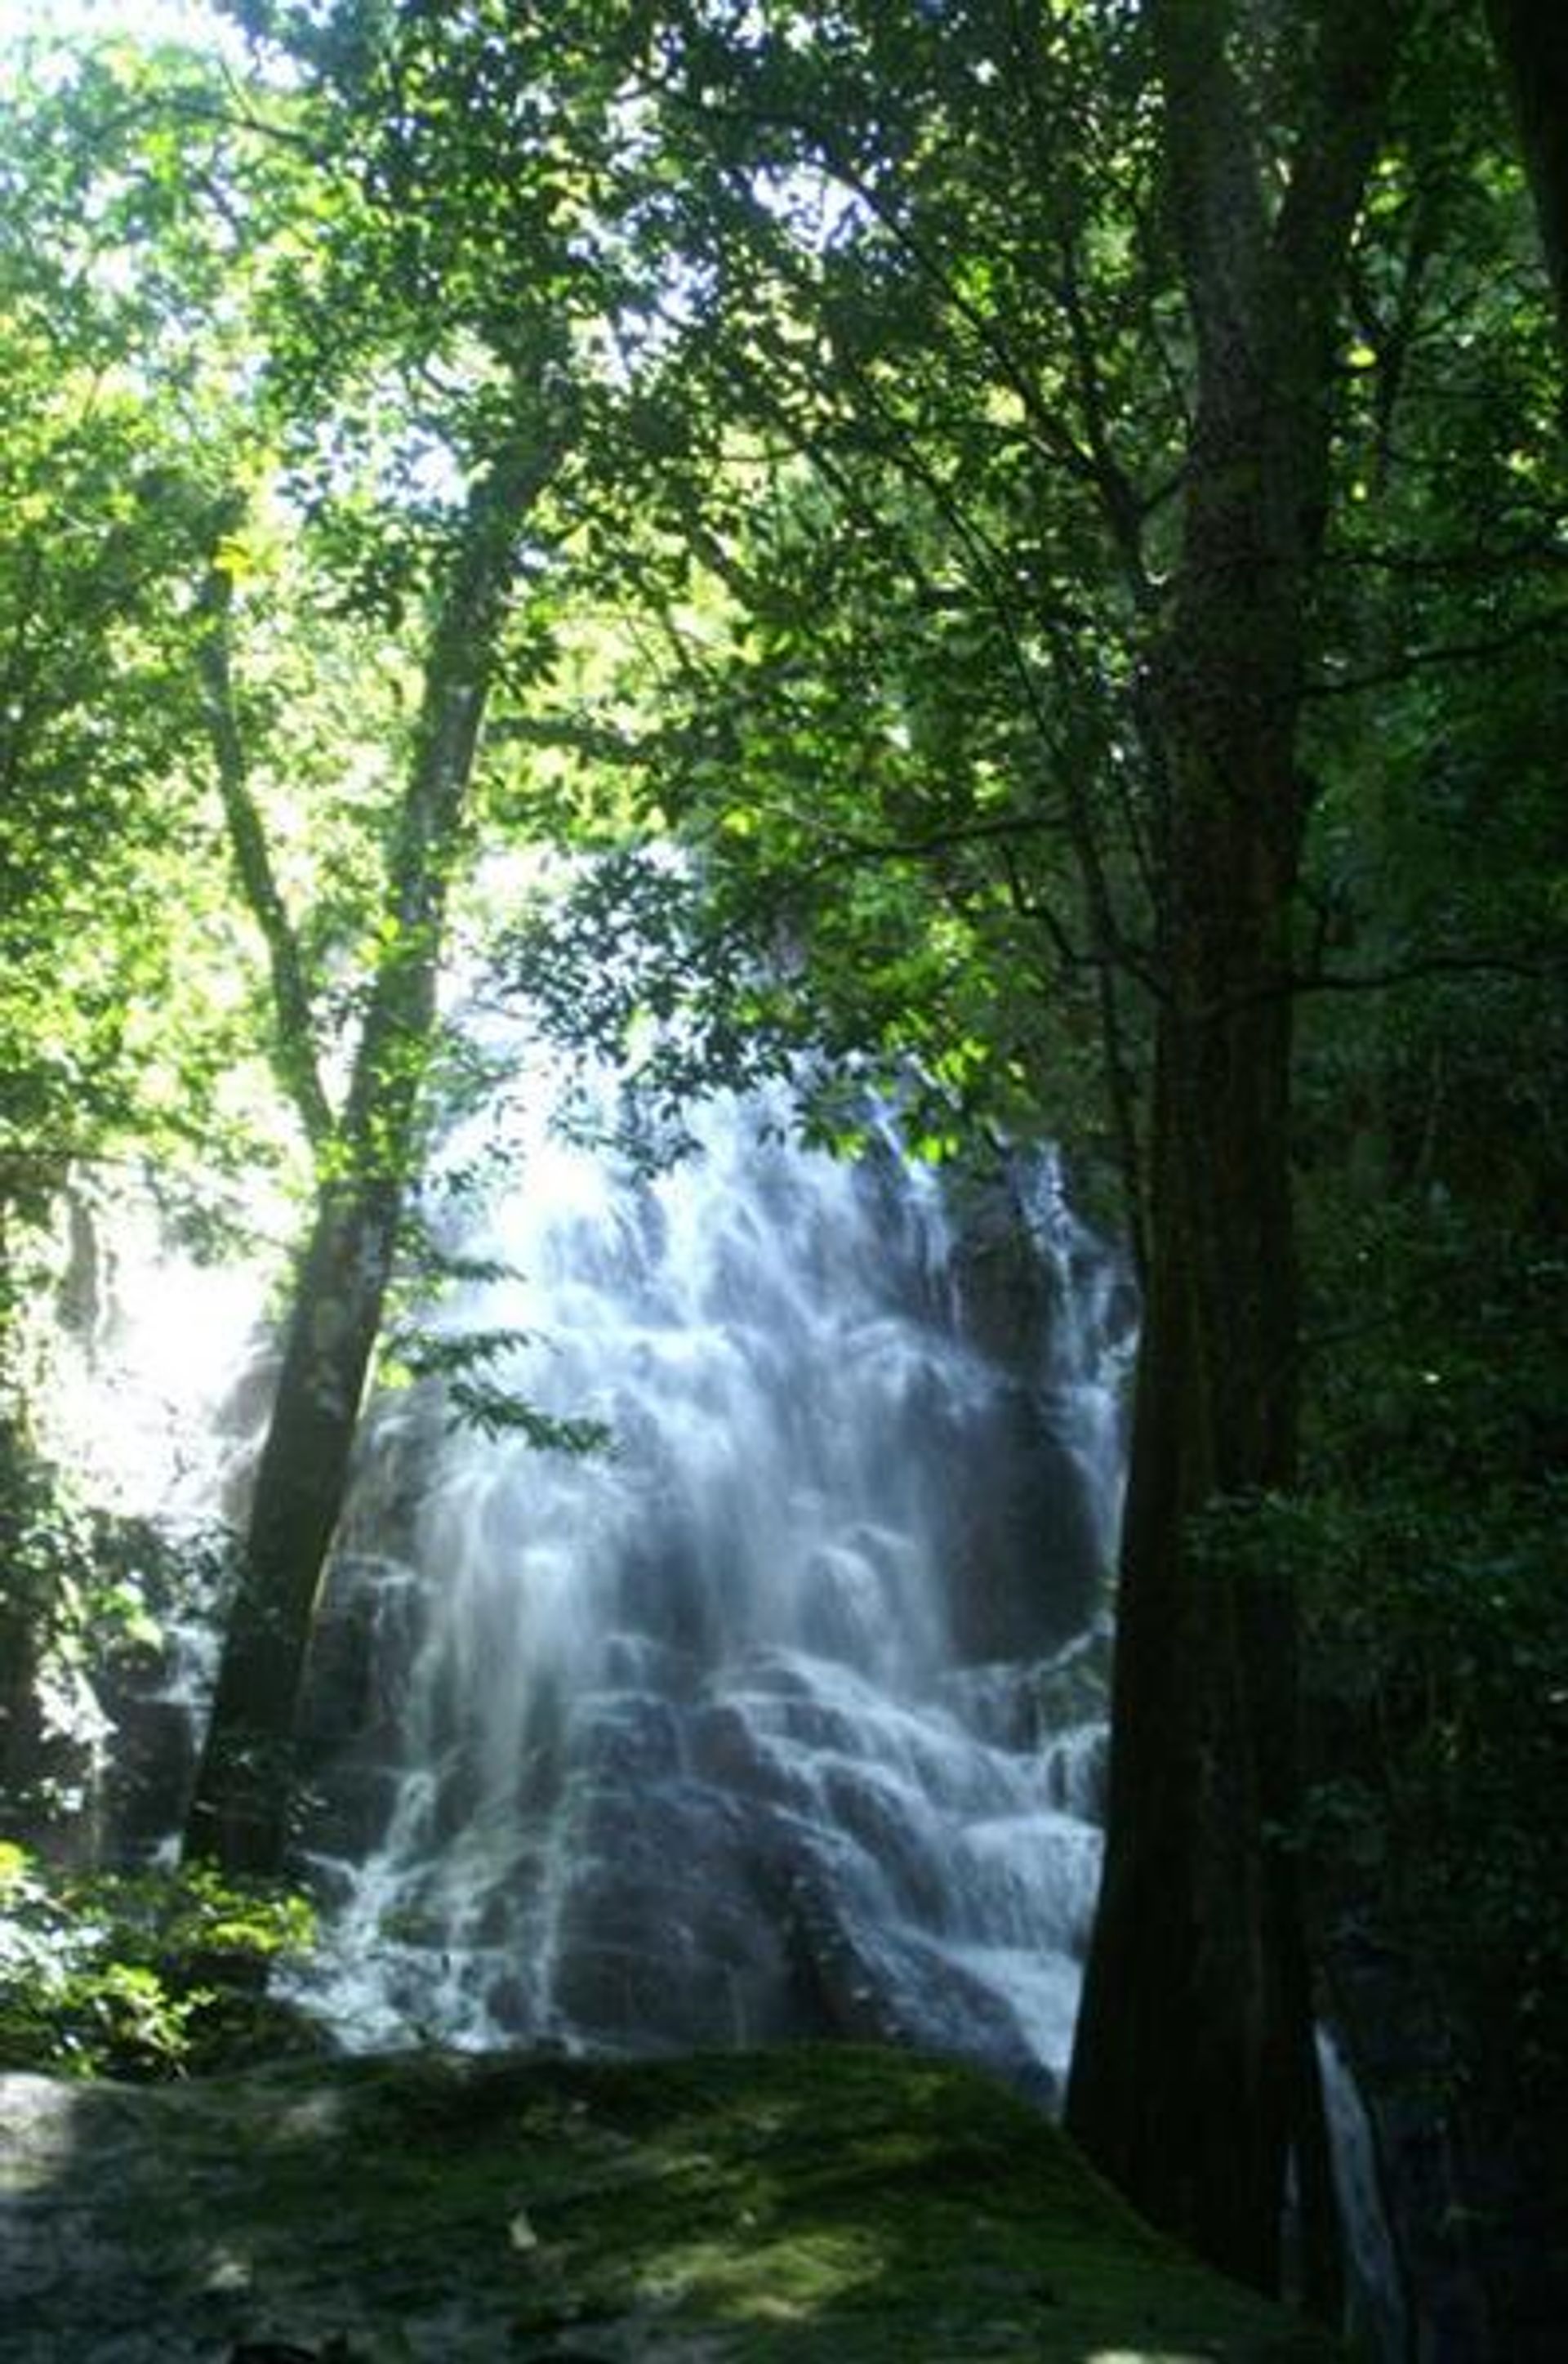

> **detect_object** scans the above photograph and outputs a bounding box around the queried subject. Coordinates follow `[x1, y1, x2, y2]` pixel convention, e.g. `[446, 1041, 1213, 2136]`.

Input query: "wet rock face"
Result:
[99, 1691, 198, 1853]
[947, 1168, 1055, 1375]
[545, 1777, 804, 2051]
[942, 1382, 1102, 1663]
[287, 1641, 1107, 2101]
[0, 2047, 1350, 2364]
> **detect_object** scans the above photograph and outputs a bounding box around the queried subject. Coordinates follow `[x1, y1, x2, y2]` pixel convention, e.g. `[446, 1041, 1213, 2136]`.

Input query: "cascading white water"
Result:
[1318, 2030, 1410, 2362]
[282, 1078, 1130, 2102]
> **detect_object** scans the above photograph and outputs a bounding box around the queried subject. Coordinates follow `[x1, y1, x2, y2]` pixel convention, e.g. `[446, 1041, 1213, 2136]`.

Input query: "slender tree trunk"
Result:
[1067, 0, 1401, 2295]
[184, 438, 552, 1877]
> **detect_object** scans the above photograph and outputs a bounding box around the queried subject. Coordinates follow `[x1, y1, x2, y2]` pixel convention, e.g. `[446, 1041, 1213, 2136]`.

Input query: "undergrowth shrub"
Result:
[0, 1843, 318, 2077]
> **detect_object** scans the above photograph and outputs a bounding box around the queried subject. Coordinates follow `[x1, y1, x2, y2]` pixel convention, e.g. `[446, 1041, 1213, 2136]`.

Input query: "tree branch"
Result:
[1306, 607, 1568, 697]
[195, 557, 336, 1150]
[1292, 948, 1568, 995]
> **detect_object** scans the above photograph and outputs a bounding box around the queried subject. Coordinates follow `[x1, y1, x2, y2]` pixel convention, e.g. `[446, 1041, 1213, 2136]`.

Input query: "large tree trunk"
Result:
[184, 439, 550, 1877]
[1067, 0, 1401, 2295]
[1485, 0, 1568, 344]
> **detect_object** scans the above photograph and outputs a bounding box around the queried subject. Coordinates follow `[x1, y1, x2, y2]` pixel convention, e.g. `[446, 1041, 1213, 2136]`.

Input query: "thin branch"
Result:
[1291, 948, 1568, 995]
[1306, 608, 1568, 698]
[1323, 537, 1568, 578]
[487, 712, 658, 766]
[793, 807, 1064, 871]
[1203, 945, 1567, 1020]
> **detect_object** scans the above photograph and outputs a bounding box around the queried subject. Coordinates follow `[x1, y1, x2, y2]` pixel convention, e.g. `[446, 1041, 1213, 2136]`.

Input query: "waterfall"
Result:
[277, 1078, 1130, 2103]
[46, 1067, 1415, 2352]
[1318, 2029, 1410, 2362]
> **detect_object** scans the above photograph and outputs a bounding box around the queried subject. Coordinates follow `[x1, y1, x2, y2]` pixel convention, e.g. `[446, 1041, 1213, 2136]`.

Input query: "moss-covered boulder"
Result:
[1, 2042, 1346, 2360]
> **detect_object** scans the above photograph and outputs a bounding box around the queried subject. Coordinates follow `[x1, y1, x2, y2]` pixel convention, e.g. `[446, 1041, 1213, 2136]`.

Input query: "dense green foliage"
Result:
[0, 1840, 315, 2078]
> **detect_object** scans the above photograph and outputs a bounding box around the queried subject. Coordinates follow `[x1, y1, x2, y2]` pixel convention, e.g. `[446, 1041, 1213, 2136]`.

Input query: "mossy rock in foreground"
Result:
[0, 2042, 1345, 2361]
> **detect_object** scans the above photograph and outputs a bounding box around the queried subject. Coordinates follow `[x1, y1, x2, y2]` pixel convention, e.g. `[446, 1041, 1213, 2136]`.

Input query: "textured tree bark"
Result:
[1066, 0, 1401, 2297]
[184, 438, 552, 1877]
[1485, 0, 1568, 343]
